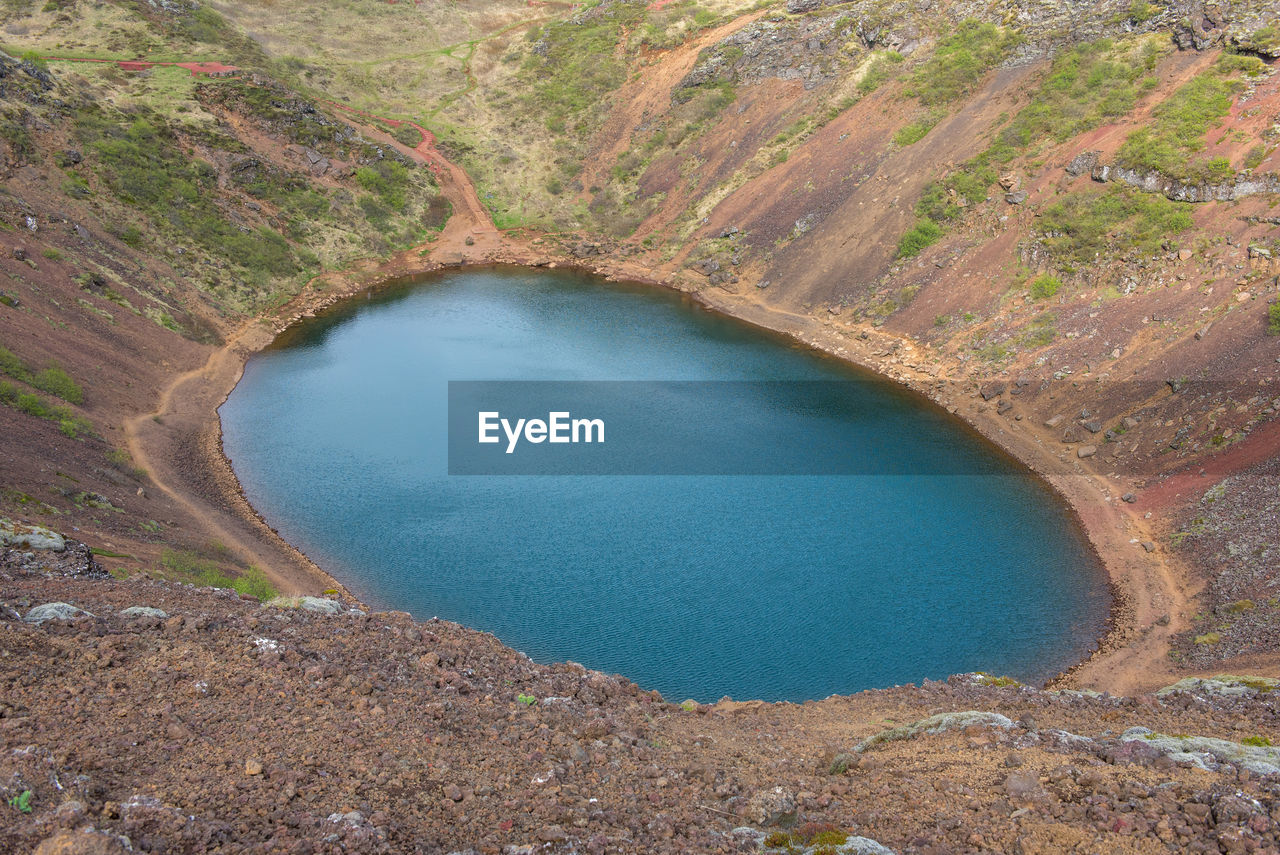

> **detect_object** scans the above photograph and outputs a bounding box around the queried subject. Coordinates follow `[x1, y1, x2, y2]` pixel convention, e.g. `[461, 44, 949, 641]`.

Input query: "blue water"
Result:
[219, 267, 1109, 702]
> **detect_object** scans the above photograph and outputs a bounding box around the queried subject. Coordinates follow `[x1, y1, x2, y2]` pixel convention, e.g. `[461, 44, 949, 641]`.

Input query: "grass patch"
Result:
[0, 381, 95, 438]
[903, 20, 1021, 107]
[1036, 185, 1193, 263]
[894, 111, 942, 146]
[521, 1, 646, 138]
[159, 548, 277, 600]
[638, 0, 720, 49]
[32, 367, 83, 405]
[1029, 273, 1062, 300]
[857, 50, 903, 95]
[76, 110, 303, 293]
[1268, 303, 1280, 336]
[896, 219, 942, 258]
[391, 123, 423, 148]
[355, 160, 413, 211]
[1116, 55, 1261, 181]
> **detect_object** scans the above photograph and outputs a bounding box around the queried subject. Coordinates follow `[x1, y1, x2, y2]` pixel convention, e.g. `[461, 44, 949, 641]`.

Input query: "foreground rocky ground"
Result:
[5, 541, 1280, 855]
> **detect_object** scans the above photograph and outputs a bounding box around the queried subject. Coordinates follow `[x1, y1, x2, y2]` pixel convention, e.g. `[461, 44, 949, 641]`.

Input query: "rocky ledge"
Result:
[4, 541, 1280, 854]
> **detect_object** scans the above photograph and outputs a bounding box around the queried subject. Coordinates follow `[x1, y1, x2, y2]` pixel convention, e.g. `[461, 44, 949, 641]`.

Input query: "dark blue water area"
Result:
[219, 267, 1110, 703]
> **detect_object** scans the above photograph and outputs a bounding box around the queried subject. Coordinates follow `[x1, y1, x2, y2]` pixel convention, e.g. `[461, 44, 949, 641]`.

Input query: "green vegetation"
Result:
[0, 381, 94, 438]
[1029, 273, 1062, 300]
[8, 790, 32, 814]
[0, 345, 83, 404]
[857, 51, 904, 95]
[894, 111, 942, 146]
[1000, 39, 1155, 149]
[32, 367, 83, 405]
[896, 219, 942, 258]
[521, 1, 646, 137]
[1247, 26, 1280, 55]
[1268, 303, 1280, 336]
[1244, 146, 1269, 171]
[356, 160, 412, 211]
[1243, 735, 1274, 747]
[159, 548, 277, 600]
[75, 111, 303, 295]
[639, 0, 719, 49]
[913, 37, 1160, 241]
[903, 20, 1021, 106]
[517, 693, 537, 706]
[1116, 55, 1262, 181]
[1036, 185, 1193, 263]
[391, 123, 423, 148]
[1018, 311, 1058, 347]
[1128, 0, 1154, 23]
[1194, 631, 1221, 645]
[762, 825, 852, 851]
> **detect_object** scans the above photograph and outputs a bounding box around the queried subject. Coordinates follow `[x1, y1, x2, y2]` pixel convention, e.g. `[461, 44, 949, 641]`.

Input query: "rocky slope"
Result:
[7, 545, 1280, 855]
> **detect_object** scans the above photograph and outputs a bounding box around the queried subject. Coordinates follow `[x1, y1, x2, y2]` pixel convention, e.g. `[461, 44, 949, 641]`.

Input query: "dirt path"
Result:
[321, 101, 497, 241]
[121, 93, 511, 597]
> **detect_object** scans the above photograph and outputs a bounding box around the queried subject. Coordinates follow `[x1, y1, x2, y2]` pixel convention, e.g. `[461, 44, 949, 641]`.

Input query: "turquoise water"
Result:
[220, 267, 1109, 702]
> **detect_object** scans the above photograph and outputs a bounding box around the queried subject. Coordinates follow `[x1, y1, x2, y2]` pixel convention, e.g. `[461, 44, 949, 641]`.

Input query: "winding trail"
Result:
[320, 101, 496, 239]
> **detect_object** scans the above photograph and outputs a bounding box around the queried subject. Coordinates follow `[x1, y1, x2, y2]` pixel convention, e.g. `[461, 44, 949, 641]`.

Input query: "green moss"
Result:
[1242, 735, 1273, 747]
[1194, 631, 1221, 645]
[1268, 303, 1280, 336]
[808, 830, 849, 846]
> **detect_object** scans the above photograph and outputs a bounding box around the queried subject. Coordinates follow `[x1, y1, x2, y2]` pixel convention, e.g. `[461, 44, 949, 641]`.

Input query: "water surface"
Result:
[220, 267, 1109, 702]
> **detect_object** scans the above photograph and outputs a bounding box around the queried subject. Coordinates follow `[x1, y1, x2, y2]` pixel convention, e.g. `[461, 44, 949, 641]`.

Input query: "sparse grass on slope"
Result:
[160, 548, 278, 601]
[1115, 52, 1265, 182]
[1036, 184, 1193, 264]
[521, 0, 646, 137]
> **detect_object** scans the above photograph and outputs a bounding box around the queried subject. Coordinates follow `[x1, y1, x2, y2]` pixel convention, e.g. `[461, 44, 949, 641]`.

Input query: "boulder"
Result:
[1, 519, 66, 551]
[1064, 151, 1100, 177]
[25, 603, 94, 624]
[744, 787, 796, 826]
[119, 606, 169, 619]
[34, 830, 131, 855]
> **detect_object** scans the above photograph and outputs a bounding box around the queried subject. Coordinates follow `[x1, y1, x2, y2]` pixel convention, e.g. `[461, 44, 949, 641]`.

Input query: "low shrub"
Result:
[1029, 273, 1062, 300]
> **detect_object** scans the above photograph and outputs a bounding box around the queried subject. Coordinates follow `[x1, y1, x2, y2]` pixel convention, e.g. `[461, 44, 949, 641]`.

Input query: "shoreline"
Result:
[131, 225, 1194, 697]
